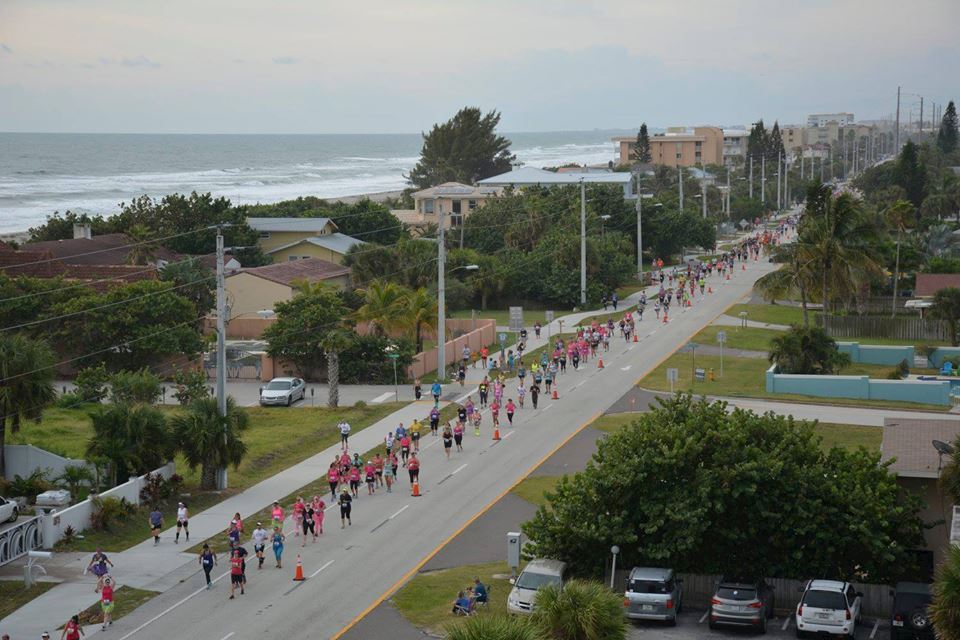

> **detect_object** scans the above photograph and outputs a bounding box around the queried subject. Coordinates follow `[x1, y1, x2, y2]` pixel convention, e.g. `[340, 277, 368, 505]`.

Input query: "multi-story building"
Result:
[722, 129, 749, 166]
[613, 126, 724, 167]
[807, 112, 854, 127]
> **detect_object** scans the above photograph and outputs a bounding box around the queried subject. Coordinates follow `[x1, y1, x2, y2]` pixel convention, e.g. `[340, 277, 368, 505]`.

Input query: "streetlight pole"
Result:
[749, 155, 754, 199]
[678, 166, 684, 211]
[215, 228, 228, 490]
[776, 149, 782, 210]
[580, 179, 587, 306]
[635, 168, 643, 281]
[761, 154, 766, 205]
[701, 168, 707, 219]
[437, 213, 447, 382]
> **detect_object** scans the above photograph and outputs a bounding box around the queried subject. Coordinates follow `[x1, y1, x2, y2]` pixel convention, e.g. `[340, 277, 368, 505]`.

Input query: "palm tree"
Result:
[354, 280, 409, 336]
[926, 224, 960, 258]
[931, 287, 960, 347]
[125, 223, 158, 266]
[0, 334, 56, 477]
[799, 184, 882, 332]
[886, 200, 916, 317]
[319, 329, 354, 408]
[86, 403, 172, 487]
[922, 174, 960, 222]
[170, 396, 249, 490]
[753, 243, 817, 327]
[446, 615, 544, 640]
[530, 580, 627, 640]
[56, 465, 95, 499]
[768, 325, 851, 375]
[403, 287, 438, 353]
[932, 544, 960, 640]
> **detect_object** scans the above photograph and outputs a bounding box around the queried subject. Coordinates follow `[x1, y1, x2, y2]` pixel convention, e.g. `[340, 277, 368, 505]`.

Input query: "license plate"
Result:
[817, 613, 830, 619]
[893, 621, 904, 627]
[641, 605, 654, 611]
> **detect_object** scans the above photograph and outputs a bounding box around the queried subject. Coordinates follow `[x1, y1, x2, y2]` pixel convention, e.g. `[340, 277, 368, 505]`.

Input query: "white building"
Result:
[807, 112, 854, 127]
[478, 166, 635, 199]
[722, 129, 749, 166]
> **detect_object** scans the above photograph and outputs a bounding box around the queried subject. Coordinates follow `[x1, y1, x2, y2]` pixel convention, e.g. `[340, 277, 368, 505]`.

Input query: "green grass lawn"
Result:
[510, 475, 561, 507]
[726, 303, 805, 326]
[74, 585, 158, 627]
[693, 325, 783, 352]
[451, 309, 575, 327]
[638, 353, 950, 412]
[393, 561, 515, 635]
[0, 581, 56, 620]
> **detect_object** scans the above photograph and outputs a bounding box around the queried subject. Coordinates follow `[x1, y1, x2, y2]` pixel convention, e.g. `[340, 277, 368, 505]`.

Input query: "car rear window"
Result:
[803, 590, 847, 610]
[717, 587, 756, 601]
[630, 579, 671, 594]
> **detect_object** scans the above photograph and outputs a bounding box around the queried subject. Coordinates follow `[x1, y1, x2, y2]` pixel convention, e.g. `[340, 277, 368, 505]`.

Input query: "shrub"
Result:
[171, 366, 210, 405]
[61, 524, 77, 544]
[138, 472, 182, 504]
[109, 368, 162, 404]
[89, 496, 135, 531]
[887, 358, 911, 379]
[8, 469, 52, 502]
[75, 363, 110, 402]
[55, 391, 88, 409]
[353, 400, 367, 409]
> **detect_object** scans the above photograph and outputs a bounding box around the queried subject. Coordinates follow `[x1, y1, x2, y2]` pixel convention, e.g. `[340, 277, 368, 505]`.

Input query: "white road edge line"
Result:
[502, 431, 514, 439]
[870, 618, 880, 639]
[219, 633, 236, 640]
[699, 611, 709, 624]
[542, 404, 553, 411]
[309, 559, 335, 578]
[389, 505, 410, 520]
[117, 570, 230, 639]
[782, 615, 791, 631]
[371, 392, 394, 404]
[451, 463, 468, 475]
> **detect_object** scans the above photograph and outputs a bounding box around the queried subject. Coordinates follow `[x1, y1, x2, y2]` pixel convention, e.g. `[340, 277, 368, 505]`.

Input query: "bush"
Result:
[8, 470, 52, 503]
[138, 472, 183, 505]
[171, 366, 210, 405]
[339, 335, 416, 384]
[55, 391, 89, 409]
[75, 363, 110, 402]
[61, 524, 77, 545]
[109, 368, 162, 404]
[89, 496, 136, 531]
[887, 358, 911, 379]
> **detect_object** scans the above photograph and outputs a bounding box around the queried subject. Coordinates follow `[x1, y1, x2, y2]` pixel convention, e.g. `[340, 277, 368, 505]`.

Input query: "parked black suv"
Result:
[890, 582, 933, 640]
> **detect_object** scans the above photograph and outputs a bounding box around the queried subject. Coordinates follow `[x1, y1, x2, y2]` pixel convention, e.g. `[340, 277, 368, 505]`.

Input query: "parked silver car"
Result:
[259, 377, 306, 406]
[507, 559, 567, 614]
[623, 567, 682, 625]
[709, 576, 776, 633]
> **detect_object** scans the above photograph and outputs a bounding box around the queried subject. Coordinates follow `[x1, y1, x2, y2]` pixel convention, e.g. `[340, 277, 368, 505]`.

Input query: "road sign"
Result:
[695, 368, 706, 382]
[666, 367, 678, 393]
[509, 306, 524, 332]
[545, 310, 554, 323]
[498, 332, 507, 345]
[716, 331, 726, 344]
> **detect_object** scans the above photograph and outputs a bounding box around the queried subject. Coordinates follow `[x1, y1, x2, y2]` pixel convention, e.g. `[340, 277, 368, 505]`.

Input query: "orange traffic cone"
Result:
[686, 298, 692, 308]
[598, 357, 604, 369]
[632, 333, 638, 343]
[411, 479, 421, 497]
[742, 263, 746, 271]
[708, 286, 713, 294]
[726, 272, 731, 281]
[551, 388, 559, 400]
[293, 554, 305, 581]
[492, 425, 501, 441]
[662, 312, 668, 324]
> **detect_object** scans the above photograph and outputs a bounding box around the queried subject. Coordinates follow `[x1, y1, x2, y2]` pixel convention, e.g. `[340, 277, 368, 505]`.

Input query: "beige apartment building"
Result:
[613, 126, 724, 167]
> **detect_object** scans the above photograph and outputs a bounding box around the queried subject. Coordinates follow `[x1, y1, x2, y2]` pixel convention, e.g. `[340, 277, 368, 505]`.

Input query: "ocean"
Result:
[0, 130, 630, 233]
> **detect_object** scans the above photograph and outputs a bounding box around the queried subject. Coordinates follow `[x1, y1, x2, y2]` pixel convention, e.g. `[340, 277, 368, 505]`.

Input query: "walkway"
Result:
[712, 314, 790, 331]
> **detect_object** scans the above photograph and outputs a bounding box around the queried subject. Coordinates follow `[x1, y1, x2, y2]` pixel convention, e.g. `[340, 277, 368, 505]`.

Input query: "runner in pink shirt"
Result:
[327, 464, 339, 499]
[311, 495, 325, 537]
[490, 400, 500, 427]
[292, 497, 305, 537]
[348, 465, 361, 497]
[505, 399, 516, 425]
[271, 502, 284, 528]
[400, 435, 411, 465]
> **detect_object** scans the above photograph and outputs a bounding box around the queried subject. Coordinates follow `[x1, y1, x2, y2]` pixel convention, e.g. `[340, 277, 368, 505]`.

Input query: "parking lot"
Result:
[626, 609, 887, 640]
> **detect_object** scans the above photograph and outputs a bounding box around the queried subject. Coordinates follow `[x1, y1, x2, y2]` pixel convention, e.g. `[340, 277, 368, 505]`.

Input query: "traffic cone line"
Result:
[598, 357, 604, 369]
[293, 554, 305, 581]
[708, 286, 713, 294]
[663, 312, 668, 324]
[633, 333, 638, 343]
[412, 479, 421, 497]
[492, 425, 501, 441]
[551, 388, 559, 400]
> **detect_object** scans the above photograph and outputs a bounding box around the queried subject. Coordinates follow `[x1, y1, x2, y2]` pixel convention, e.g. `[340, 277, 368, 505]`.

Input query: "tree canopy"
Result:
[938, 101, 959, 155]
[523, 395, 924, 582]
[408, 107, 516, 189]
[633, 123, 651, 164]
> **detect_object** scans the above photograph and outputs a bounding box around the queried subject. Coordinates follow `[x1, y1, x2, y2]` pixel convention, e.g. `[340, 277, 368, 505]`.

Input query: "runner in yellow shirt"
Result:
[409, 419, 422, 452]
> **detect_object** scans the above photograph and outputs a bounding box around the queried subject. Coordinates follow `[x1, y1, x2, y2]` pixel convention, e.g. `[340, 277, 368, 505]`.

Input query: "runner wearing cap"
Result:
[60, 615, 83, 640]
[175, 501, 189, 543]
[252, 522, 268, 569]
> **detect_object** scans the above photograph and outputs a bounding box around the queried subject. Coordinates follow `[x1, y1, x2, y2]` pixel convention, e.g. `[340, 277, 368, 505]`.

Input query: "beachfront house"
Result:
[225, 257, 351, 319]
[477, 166, 635, 199]
[246, 217, 366, 264]
[392, 182, 502, 230]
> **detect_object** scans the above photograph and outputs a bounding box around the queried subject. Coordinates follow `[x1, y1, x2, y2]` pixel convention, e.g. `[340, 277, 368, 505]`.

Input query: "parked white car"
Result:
[507, 559, 567, 614]
[796, 579, 862, 638]
[0, 496, 19, 523]
[259, 377, 306, 406]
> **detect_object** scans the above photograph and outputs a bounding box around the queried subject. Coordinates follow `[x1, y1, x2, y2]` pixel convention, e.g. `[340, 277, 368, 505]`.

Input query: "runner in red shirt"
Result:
[505, 399, 516, 426]
[229, 549, 244, 599]
[61, 614, 83, 640]
[407, 453, 420, 484]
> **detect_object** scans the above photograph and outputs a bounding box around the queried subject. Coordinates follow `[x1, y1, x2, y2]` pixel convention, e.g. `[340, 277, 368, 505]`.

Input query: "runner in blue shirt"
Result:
[431, 381, 442, 403]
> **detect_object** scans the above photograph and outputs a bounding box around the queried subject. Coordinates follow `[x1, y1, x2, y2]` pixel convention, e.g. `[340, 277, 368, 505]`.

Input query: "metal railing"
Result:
[0, 515, 43, 567]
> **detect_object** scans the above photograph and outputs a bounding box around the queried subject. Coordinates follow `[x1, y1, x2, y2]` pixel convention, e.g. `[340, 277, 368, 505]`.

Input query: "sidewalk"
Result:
[0, 400, 444, 637]
[712, 313, 791, 331]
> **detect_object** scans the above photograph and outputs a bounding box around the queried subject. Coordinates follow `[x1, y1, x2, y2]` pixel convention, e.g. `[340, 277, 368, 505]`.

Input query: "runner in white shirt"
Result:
[175, 502, 189, 543]
[339, 420, 351, 451]
[251, 523, 269, 570]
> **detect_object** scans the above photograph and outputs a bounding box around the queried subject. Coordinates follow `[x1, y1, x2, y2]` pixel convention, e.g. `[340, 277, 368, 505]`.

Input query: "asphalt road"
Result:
[94, 259, 778, 640]
[625, 608, 886, 640]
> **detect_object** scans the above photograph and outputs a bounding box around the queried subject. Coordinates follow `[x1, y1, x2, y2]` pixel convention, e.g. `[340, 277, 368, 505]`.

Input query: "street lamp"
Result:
[599, 214, 611, 240]
[610, 545, 620, 589]
[437, 259, 479, 383]
[385, 343, 400, 403]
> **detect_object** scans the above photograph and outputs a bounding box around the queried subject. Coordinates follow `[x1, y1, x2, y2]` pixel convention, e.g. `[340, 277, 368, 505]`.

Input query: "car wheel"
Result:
[795, 628, 804, 639]
[760, 615, 767, 634]
[8, 506, 17, 522]
[709, 621, 718, 631]
[909, 608, 930, 631]
[286, 395, 292, 407]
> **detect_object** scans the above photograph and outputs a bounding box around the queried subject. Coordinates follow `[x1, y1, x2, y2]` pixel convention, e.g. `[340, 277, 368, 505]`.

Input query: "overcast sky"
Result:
[1, 0, 957, 134]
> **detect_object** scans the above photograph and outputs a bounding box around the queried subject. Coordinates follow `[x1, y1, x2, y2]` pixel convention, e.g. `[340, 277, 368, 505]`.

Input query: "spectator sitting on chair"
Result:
[452, 590, 473, 615]
[472, 577, 488, 604]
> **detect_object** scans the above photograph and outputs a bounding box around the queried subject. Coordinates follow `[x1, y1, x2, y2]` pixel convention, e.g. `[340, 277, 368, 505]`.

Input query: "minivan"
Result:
[795, 579, 862, 638]
[507, 559, 567, 614]
[623, 567, 682, 625]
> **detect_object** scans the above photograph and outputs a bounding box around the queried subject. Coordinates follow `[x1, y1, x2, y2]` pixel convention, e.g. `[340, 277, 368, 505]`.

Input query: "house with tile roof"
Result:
[245, 217, 365, 264]
[225, 257, 351, 319]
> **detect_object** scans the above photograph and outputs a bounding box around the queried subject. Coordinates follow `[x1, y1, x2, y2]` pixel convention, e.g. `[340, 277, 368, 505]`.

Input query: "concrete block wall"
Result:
[2, 444, 93, 482]
[766, 364, 951, 405]
[837, 342, 914, 366]
[928, 347, 960, 368]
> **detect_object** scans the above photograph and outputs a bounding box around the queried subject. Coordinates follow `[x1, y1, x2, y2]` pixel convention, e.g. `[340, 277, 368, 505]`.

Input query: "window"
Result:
[451, 214, 463, 227]
[468, 200, 477, 210]
[423, 198, 435, 214]
[802, 590, 846, 610]
[259, 231, 271, 239]
[695, 141, 702, 148]
[676, 152, 682, 160]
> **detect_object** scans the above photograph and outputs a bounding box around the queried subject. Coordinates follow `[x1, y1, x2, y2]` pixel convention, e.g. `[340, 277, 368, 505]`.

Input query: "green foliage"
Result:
[56, 465, 94, 499]
[938, 101, 959, 155]
[86, 403, 173, 486]
[27, 210, 115, 242]
[170, 396, 250, 489]
[52, 280, 205, 371]
[643, 208, 716, 261]
[89, 496, 136, 532]
[339, 334, 415, 384]
[408, 107, 516, 189]
[895, 142, 928, 210]
[109, 368, 162, 404]
[171, 366, 210, 405]
[158, 257, 215, 317]
[886, 358, 911, 380]
[633, 123, 651, 164]
[932, 543, 960, 640]
[446, 615, 544, 640]
[0, 334, 56, 476]
[768, 325, 851, 374]
[928, 256, 960, 273]
[0, 273, 89, 336]
[8, 469, 52, 502]
[531, 580, 627, 640]
[932, 287, 960, 346]
[75, 363, 110, 403]
[522, 395, 923, 582]
[263, 285, 346, 378]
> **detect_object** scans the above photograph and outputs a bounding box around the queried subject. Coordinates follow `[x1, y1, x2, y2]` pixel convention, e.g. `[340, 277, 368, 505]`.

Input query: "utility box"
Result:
[507, 532, 522, 574]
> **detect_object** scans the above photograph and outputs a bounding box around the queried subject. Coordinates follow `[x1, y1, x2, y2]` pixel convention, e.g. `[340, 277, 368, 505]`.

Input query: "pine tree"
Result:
[938, 101, 959, 154]
[408, 107, 516, 189]
[767, 121, 785, 162]
[747, 119, 768, 162]
[633, 122, 652, 164]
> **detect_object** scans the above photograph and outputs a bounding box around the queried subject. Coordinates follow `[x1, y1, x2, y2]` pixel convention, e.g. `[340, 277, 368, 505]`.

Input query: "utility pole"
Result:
[749, 156, 754, 199]
[920, 96, 924, 134]
[635, 168, 643, 280]
[678, 166, 684, 211]
[895, 85, 901, 152]
[701, 165, 707, 219]
[580, 180, 587, 305]
[776, 149, 782, 210]
[784, 158, 789, 207]
[437, 214, 447, 382]
[215, 228, 228, 490]
[725, 166, 731, 216]
[761, 155, 766, 205]
[800, 149, 804, 180]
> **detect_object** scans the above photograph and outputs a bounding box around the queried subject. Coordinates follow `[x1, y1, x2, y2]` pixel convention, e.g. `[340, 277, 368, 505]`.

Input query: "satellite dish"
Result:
[934, 440, 955, 456]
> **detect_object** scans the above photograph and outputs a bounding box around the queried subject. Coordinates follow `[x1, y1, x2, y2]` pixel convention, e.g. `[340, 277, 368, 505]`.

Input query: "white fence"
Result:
[3, 444, 94, 481]
[39, 462, 176, 548]
[0, 516, 43, 567]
